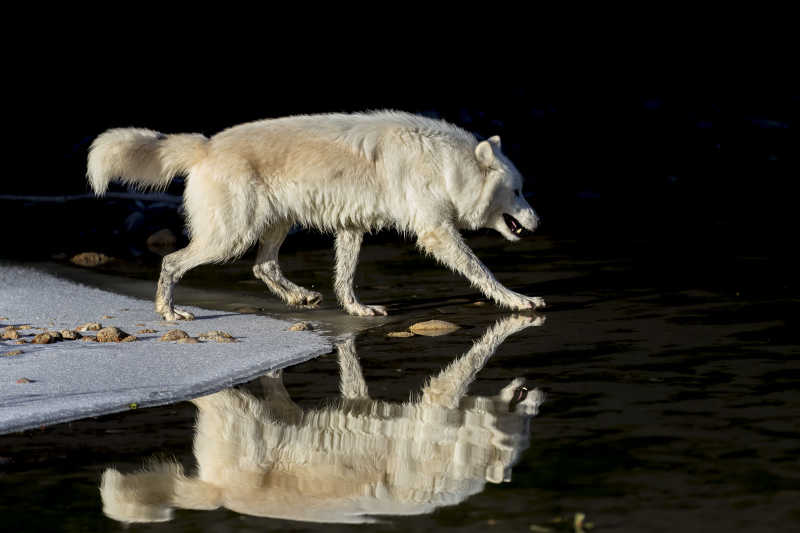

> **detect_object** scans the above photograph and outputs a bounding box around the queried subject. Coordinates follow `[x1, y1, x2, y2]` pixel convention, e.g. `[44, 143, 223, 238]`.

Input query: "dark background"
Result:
[3, 58, 797, 281]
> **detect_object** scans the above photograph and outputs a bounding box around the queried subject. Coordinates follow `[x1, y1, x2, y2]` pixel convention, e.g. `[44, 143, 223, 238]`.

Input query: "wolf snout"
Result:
[503, 213, 539, 236]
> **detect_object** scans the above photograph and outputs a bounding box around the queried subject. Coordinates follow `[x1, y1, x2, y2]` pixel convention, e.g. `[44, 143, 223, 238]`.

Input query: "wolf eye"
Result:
[514, 189, 520, 198]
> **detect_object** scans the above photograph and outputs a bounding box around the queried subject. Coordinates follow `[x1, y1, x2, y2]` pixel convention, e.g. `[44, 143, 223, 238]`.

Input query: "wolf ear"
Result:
[475, 140, 495, 167]
[488, 135, 501, 149]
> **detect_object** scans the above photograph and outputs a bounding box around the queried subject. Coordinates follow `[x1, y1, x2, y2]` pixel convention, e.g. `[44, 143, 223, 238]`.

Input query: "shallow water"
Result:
[1, 234, 798, 532]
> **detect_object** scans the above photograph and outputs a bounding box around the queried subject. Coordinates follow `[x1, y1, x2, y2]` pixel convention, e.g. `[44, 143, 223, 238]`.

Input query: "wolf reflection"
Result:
[101, 315, 545, 524]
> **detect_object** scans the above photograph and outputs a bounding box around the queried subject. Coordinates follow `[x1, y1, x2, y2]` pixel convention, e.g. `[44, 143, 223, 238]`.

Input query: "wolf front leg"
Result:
[417, 225, 546, 310]
[421, 315, 544, 409]
[334, 230, 388, 316]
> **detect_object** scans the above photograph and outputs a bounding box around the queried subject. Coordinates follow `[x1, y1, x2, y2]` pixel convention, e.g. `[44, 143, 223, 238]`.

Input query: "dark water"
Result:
[1, 234, 798, 532]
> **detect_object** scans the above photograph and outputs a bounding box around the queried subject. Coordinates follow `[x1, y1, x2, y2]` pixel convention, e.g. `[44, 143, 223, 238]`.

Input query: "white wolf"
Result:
[87, 111, 544, 318]
[99, 315, 544, 524]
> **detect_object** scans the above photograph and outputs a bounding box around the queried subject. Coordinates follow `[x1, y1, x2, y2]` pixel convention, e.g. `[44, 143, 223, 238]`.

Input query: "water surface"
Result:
[1, 234, 797, 532]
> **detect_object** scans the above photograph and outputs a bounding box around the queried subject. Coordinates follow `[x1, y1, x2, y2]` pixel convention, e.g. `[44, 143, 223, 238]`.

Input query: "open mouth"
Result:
[508, 385, 529, 412]
[503, 213, 532, 237]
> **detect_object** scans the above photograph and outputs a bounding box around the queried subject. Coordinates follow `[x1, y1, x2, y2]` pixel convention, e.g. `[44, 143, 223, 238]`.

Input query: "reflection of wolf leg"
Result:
[253, 223, 322, 307]
[337, 338, 370, 400]
[417, 225, 546, 310]
[421, 315, 543, 409]
[259, 369, 302, 422]
[100, 463, 221, 523]
[334, 230, 387, 316]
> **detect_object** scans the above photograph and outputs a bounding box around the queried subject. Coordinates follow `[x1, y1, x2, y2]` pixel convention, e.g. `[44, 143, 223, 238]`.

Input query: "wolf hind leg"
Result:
[156, 242, 236, 321]
[334, 230, 387, 316]
[252, 222, 322, 307]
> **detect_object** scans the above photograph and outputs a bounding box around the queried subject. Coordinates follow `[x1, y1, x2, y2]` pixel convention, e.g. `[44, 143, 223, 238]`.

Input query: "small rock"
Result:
[102, 315, 114, 319]
[81, 336, 98, 342]
[408, 320, 460, 336]
[32, 332, 56, 344]
[46, 331, 63, 341]
[176, 337, 199, 344]
[60, 330, 82, 340]
[13, 340, 26, 345]
[2, 350, 23, 356]
[288, 322, 312, 331]
[16, 378, 32, 384]
[198, 330, 236, 342]
[160, 329, 190, 341]
[96, 327, 130, 343]
[146, 228, 178, 254]
[386, 331, 415, 338]
[469, 300, 487, 307]
[121, 335, 137, 342]
[2, 329, 20, 340]
[135, 323, 146, 327]
[77, 322, 102, 332]
[137, 328, 157, 334]
[70, 252, 113, 267]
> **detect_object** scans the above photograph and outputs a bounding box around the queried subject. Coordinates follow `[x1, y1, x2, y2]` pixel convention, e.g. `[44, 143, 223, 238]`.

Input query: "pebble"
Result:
[146, 229, 177, 254]
[137, 328, 157, 334]
[198, 330, 236, 342]
[177, 337, 199, 344]
[408, 320, 460, 336]
[16, 378, 32, 384]
[121, 335, 137, 342]
[160, 329, 190, 341]
[2, 350, 23, 356]
[96, 327, 130, 343]
[2, 329, 19, 340]
[386, 331, 415, 338]
[288, 322, 312, 331]
[77, 322, 102, 332]
[32, 332, 56, 344]
[70, 252, 113, 267]
[60, 330, 82, 340]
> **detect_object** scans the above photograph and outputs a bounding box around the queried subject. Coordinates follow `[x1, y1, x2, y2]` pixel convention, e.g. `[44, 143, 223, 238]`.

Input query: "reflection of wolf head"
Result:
[100, 315, 545, 525]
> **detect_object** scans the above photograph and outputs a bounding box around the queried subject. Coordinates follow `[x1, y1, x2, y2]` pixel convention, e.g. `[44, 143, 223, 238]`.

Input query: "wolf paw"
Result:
[506, 295, 546, 310]
[345, 303, 388, 317]
[287, 291, 323, 307]
[159, 307, 195, 321]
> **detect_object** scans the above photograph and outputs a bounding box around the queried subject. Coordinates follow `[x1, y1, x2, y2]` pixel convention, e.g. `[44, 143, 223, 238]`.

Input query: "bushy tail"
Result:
[87, 128, 208, 195]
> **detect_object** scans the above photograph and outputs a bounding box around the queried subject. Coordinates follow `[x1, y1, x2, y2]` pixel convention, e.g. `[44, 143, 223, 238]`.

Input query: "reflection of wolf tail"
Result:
[87, 128, 208, 195]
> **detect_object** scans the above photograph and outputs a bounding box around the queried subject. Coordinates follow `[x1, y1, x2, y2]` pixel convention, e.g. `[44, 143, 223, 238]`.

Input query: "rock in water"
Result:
[146, 229, 178, 255]
[408, 320, 460, 336]
[70, 252, 113, 267]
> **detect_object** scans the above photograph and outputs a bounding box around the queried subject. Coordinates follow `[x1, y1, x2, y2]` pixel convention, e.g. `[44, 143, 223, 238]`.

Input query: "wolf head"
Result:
[474, 136, 540, 241]
[447, 135, 539, 240]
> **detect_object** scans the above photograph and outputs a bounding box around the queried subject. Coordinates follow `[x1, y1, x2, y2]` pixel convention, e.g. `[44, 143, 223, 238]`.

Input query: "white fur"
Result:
[87, 111, 545, 318]
[100, 315, 545, 524]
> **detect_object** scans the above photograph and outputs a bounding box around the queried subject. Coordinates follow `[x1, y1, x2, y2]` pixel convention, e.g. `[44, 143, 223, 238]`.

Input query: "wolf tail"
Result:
[87, 128, 208, 195]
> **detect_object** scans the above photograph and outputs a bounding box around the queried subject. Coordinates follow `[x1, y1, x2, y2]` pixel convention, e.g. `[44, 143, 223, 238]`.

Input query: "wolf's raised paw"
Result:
[288, 291, 323, 307]
[345, 303, 388, 317]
